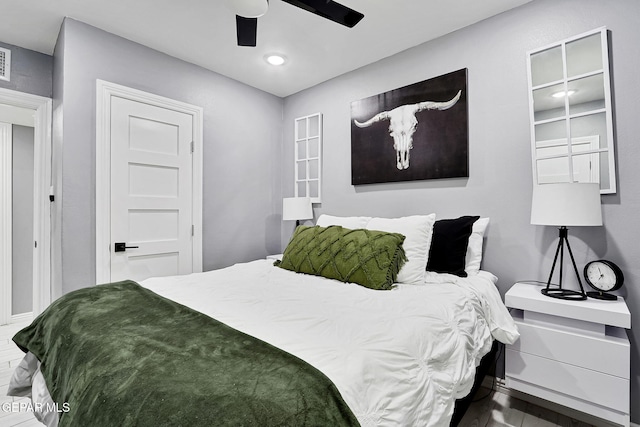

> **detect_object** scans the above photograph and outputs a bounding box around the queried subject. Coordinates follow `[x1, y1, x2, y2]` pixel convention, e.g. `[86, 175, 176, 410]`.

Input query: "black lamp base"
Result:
[541, 226, 587, 301]
[542, 288, 587, 301]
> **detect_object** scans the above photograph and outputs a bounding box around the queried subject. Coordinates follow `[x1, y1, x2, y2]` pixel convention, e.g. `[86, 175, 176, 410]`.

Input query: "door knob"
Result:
[114, 242, 139, 252]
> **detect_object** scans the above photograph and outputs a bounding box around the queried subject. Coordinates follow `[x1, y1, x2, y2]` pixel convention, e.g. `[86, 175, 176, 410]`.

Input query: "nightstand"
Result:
[505, 282, 631, 427]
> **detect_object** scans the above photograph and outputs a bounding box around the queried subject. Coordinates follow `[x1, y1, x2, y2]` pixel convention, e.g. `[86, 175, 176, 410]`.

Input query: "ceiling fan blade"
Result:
[281, 0, 364, 28]
[236, 15, 258, 46]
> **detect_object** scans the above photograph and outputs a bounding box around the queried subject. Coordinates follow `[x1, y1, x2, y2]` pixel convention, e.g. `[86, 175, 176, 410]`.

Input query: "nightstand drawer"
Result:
[510, 320, 629, 379]
[506, 349, 629, 413]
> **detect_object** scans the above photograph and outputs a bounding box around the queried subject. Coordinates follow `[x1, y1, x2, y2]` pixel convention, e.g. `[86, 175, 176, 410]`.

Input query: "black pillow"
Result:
[426, 216, 480, 277]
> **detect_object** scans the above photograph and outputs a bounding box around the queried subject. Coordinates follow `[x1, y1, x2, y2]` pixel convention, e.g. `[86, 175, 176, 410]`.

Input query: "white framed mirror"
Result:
[527, 27, 616, 194]
[294, 113, 322, 203]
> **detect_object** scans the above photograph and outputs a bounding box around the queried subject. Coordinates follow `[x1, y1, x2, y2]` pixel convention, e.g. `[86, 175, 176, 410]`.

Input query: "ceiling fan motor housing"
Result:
[228, 0, 269, 18]
[232, 0, 364, 47]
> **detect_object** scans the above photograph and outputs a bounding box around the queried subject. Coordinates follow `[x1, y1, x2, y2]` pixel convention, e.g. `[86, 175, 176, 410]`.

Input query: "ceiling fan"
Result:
[226, 0, 364, 47]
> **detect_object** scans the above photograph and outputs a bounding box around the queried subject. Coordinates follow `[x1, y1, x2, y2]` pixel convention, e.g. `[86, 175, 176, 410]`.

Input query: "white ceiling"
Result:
[1, 0, 532, 97]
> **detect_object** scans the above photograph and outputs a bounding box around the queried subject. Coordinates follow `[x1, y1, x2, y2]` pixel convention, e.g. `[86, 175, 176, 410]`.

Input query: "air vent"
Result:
[0, 47, 11, 82]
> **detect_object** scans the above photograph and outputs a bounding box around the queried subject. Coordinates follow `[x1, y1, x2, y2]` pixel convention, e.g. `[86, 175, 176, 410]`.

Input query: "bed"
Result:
[8, 214, 519, 426]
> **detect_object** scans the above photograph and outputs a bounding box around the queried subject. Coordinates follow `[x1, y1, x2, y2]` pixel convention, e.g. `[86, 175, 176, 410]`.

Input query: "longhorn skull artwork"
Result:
[353, 90, 462, 170]
[350, 68, 469, 185]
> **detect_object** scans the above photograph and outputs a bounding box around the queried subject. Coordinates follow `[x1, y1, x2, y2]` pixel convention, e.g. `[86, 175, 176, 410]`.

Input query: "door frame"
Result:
[0, 122, 13, 324]
[0, 88, 52, 322]
[95, 80, 203, 284]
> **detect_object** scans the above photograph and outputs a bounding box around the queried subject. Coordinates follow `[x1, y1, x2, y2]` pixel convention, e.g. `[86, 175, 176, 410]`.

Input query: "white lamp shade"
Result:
[531, 183, 602, 226]
[282, 197, 313, 221]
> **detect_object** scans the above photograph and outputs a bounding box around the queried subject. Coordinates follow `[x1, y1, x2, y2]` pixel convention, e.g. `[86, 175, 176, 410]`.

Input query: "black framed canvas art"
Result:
[350, 68, 468, 185]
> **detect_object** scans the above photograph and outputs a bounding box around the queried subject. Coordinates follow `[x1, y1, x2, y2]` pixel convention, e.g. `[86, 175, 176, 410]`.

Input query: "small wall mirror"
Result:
[527, 27, 616, 194]
[294, 113, 322, 203]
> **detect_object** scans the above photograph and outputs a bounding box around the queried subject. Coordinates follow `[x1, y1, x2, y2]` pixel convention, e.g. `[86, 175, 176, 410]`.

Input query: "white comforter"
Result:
[140, 260, 519, 427]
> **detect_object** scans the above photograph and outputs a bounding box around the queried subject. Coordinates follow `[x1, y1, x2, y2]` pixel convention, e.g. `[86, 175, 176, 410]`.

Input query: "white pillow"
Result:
[465, 217, 490, 275]
[366, 214, 436, 285]
[316, 214, 371, 229]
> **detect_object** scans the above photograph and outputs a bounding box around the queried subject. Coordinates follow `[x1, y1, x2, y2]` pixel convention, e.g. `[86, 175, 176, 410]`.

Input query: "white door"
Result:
[0, 90, 52, 320]
[109, 96, 194, 282]
[535, 136, 600, 184]
[1, 121, 12, 324]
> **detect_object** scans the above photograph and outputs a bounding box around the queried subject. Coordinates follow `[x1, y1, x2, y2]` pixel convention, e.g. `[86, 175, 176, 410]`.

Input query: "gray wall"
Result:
[51, 24, 65, 301]
[53, 18, 284, 296]
[0, 42, 52, 98]
[11, 125, 34, 315]
[282, 0, 640, 422]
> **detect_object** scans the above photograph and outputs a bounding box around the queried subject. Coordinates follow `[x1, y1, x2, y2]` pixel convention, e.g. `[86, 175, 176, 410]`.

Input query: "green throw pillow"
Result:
[276, 225, 407, 290]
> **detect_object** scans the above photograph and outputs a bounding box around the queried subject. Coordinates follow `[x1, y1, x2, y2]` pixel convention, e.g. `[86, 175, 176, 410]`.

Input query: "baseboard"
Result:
[10, 312, 33, 324]
[481, 376, 636, 427]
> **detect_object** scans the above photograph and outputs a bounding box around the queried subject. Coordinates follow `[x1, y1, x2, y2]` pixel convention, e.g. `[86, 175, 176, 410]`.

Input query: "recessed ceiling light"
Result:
[551, 90, 576, 98]
[265, 54, 286, 66]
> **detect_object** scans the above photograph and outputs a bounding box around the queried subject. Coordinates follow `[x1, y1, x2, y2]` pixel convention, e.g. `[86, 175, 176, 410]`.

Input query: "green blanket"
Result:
[13, 281, 360, 427]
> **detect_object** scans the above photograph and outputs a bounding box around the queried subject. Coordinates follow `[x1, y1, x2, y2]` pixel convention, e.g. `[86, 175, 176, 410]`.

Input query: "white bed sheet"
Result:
[8, 352, 59, 427]
[138, 259, 519, 427]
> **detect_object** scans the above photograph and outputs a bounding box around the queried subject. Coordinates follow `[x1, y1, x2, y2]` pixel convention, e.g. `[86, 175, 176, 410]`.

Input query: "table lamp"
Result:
[282, 197, 313, 227]
[530, 182, 602, 300]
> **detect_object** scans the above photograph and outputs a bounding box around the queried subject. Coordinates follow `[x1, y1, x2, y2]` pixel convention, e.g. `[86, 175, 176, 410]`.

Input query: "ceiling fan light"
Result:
[227, 0, 269, 18]
[265, 54, 286, 66]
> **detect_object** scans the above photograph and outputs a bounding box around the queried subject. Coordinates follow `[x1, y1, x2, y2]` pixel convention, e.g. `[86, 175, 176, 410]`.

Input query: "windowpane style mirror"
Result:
[527, 27, 616, 193]
[294, 113, 322, 203]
